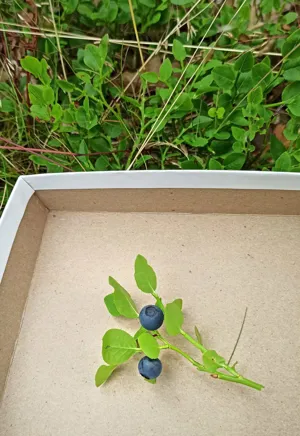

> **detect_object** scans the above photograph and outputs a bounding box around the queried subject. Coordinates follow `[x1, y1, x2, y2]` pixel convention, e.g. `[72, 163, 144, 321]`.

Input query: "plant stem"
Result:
[180, 328, 207, 353]
[264, 100, 286, 108]
[177, 329, 263, 389]
[213, 373, 264, 391]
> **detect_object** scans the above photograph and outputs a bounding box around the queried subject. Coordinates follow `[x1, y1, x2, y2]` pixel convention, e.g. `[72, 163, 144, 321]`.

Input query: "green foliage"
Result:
[194, 326, 203, 345]
[104, 293, 120, 317]
[102, 329, 138, 364]
[109, 276, 139, 319]
[202, 350, 226, 372]
[172, 39, 186, 62]
[95, 365, 117, 387]
[96, 255, 264, 391]
[164, 300, 184, 336]
[2, 1, 300, 212]
[138, 332, 160, 358]
[134, 254, 157, 294]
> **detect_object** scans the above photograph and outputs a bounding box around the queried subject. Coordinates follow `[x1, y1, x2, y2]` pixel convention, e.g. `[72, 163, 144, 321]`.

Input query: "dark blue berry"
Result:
[139, 305, 164, 331]
[138, 356, 162, 380]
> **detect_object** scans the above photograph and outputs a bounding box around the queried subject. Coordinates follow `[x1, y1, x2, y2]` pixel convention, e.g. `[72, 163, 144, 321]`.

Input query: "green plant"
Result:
[95, 254, 264, 390]
[1, 1, 300, 213]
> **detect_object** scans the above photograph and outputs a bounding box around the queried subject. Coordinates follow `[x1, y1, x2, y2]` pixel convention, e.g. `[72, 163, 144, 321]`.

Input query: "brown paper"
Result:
[1, 210, 300, 435]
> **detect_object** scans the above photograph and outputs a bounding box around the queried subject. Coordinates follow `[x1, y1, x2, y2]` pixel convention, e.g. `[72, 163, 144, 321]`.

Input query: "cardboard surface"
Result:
[0, 195, 47, 398]
[1, 211, 300, 435]
[36, 188, 300, 215]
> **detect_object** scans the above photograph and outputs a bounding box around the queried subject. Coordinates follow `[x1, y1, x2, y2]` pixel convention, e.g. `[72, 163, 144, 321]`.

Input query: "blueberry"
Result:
[138, 356, 162, 380]
[139, 305, 164, 331]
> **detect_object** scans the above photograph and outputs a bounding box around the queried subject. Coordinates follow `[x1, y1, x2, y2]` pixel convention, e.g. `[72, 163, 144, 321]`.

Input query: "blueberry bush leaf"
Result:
[138, 332, 160, 359]
[172, 39, 186, 62]
[134, 254, 157, 294]
[273, 152, 291, 172]
[109, 276, 139, 318]
[102, 329, 138, 365]
[95, 365, 117, 387]
[174, 298, 183, 310]
[104, 293, 120, 317]
[203, 350, 226, 372]
[212, 65, 236, 90]
[194, 326, 203, 345]
[165, 300, 184, 336]
[20, 56, 42, 78]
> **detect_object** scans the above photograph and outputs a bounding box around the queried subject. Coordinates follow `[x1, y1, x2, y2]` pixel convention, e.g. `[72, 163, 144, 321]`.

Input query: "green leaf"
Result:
[212, 65, 236, 90]
[185, 136, 208, 147]
[203, 350, 225, 372]
[194, 326, 203, 345]
[171, 0, 192, 5]
[282, 82, 300, 103]
[57, 80, 75, 92]
[270, 135, 286, 161]
[174, 298, 183, 310]
[224, 152, 246, 170]
[172, 39, 186, 62]
[40, 59, 51, 85]
[95, 155, 110, 171]
[283, 12, 298, 24]
[95, 364, 117, 387]
[190, 115, 213, 128]
[229, 110, 249, 126]
[75, 107, 98, 130]
[282, 29, 300, 61]
[145, 378, 156, 384]
[89, 135, 111, 152]
[28, 84, 45, 105]
[51, 104, 63, 121]
[288, 96, 300, 117]
[0, 98, 15, 113]
[43, 86, 54, 105]
[233, 141, 244, 153]
[252, 62, 271, 89]
[102, 329, 137, 365]
[235, 52, 254, 73]
[210, 140, 232, 156]
[231, 126, 246, 142]
[208, 108, 216, 118]
[61, 0, 78, 14]
[99, 34, 109, 61]
[30, 105, 50, 121]
[84, 43, 106, 71]
[208, 158, 223, 170]
[159, 58, 172, 82]
[141, 72, 159, 83]
[138, 333, 160, 359]
[165, 300, 184, 336]
[103, 122, 124, 138]
[274, 151, 291, 172]
[247, 86, 263, 105]
[20, 56, 41, 78]
[283, 67, 300, 82]
[139, 0, 156, 8]
[76, 71, 91, 83]
[104, 293, 120, 317]
[134, 326, 147, 340]
[216, 107, 225, 120]
[134, 254, 157, 294]
[109, 276, 138, 318]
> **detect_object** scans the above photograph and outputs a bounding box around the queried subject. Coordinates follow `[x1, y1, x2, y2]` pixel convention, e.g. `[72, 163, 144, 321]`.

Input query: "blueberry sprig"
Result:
[96, 255, 264, 391]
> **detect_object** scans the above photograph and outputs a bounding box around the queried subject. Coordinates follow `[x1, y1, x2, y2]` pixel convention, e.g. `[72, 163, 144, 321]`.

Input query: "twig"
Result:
[227, 307, 248, 365]
[0, 141, 130, 157]
[128, 0, 144, 67]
